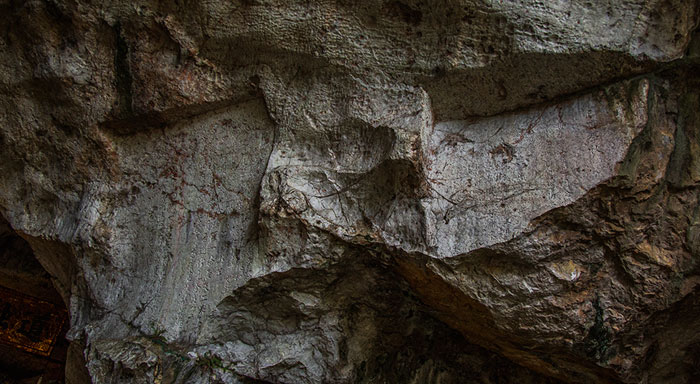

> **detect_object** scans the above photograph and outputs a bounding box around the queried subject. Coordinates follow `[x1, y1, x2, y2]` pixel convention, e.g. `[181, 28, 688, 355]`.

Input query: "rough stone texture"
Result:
[0, 0, 699, 383]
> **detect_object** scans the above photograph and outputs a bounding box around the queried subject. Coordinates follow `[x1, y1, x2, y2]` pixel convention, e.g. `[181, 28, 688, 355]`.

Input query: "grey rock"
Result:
[0, 0, 699, 383]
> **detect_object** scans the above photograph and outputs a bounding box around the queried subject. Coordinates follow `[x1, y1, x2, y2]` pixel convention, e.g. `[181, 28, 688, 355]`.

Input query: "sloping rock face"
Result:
[1, 0, 699, 383]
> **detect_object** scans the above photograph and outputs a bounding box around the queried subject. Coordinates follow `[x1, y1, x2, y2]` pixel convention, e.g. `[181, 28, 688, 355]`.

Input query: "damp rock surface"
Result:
[1, 1, 699, 383]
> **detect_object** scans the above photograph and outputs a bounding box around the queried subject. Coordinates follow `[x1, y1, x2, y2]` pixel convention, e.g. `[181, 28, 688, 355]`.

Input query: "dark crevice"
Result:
[582, 297, 613, 362]
[100, 97, 252, 136]
[112, 22, 134, 117]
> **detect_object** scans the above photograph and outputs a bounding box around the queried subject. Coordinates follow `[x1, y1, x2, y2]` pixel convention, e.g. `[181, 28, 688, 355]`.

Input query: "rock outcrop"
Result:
[1, 0, 699, 383]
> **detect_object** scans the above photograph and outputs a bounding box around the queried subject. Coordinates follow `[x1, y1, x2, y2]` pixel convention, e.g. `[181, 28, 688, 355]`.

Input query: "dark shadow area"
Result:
[200, 249, 562, 384]
[0, 215, 69, 383]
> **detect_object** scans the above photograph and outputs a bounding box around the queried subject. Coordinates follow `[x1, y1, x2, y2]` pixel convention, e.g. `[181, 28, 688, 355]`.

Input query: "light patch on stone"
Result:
[290, 291, 321, 307]
[522, 281, 537, 293]
[423, 80, 649, 258]
[546, 260, 585, 282]
[635, 240, 676, 268]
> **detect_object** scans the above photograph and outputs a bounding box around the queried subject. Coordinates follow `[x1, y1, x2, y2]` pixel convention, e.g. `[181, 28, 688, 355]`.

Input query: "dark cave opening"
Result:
[0, 215, 69, 384]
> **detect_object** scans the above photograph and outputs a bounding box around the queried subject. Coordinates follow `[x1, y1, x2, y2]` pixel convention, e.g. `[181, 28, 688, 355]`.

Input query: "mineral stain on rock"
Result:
[0, 0, 699, 383]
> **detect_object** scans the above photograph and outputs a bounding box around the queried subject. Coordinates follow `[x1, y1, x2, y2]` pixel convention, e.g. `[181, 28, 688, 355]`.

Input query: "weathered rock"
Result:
[0, 0, 699, 383]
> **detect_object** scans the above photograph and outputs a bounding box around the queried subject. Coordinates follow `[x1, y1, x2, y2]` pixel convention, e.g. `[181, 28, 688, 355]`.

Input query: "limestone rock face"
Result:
[1, 0, 699, 383]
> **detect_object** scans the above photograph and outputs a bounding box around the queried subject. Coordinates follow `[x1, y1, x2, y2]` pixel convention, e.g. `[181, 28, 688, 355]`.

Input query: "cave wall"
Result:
[1, 0, 699, 383]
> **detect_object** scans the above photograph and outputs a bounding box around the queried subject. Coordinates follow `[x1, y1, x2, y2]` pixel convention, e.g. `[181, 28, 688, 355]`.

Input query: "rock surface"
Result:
[1, 0, 699, 383]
